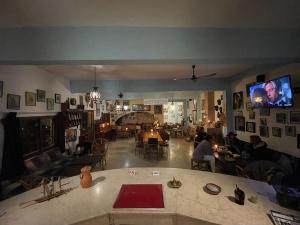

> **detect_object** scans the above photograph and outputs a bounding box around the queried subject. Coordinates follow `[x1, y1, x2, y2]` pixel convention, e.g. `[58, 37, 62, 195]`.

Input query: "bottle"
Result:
[234, 185, 245, 205]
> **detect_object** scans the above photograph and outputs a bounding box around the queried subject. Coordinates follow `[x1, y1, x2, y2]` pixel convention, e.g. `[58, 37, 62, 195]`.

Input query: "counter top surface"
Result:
[0, 168, 299, 225]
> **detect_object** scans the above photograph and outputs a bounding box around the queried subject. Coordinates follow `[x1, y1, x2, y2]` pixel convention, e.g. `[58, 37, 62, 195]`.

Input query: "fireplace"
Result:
[20, 116, 56, 159]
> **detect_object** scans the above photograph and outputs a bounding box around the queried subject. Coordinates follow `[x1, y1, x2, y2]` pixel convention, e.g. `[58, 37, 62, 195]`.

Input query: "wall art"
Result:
[246, 122, 256, 133]
[249, 110, 255, 120]
[55, 93, 61, 104]
[235, 116, 245, 131]
[260, 118, 267, 126]
[272, 127, 282, 137]
[36, 89, 46, 102]
[260, 107, 270, 116]
[276, 113, 286, 124]
[285, 126, 296, 137]
[233, 92, 243, 110]
[259, 126, 269, 138]
[290, 111, 300, 124]
[7, 93, 21, 110]
[25, 92, 36, 106]
[47, 98, 54, 110]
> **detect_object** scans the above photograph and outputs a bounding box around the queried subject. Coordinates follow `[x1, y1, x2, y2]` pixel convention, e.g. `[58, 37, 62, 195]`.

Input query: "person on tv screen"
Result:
[263, 80, 291, 107]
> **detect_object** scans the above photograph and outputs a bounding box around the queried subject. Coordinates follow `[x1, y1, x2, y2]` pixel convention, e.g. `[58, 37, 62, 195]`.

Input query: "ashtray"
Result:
[204, 183, 221, 195]
[167, 178, 182, 188]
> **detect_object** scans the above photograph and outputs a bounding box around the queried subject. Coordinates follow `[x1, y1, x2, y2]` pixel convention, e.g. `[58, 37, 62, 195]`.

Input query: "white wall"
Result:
[231, 63, 300, 158]
[0, 65, 80, 174]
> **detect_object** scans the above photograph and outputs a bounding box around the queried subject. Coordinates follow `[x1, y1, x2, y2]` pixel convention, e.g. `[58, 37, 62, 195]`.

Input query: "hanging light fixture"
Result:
[89, 67, 101, 102]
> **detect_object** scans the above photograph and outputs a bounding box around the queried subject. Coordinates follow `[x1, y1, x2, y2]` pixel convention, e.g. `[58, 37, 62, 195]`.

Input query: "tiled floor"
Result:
[105, 137, 194, 170]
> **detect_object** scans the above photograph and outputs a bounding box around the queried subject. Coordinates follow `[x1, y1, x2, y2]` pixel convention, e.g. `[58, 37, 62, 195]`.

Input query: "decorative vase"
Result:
[80, 166, 92, 188]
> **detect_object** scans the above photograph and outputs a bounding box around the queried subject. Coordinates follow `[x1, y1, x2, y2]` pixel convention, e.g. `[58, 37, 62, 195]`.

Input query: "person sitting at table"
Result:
[194, 126, 207, 148]
[192, 135, 215, 172]
[249, 135, 268, 160]
[225, 132, 243, 154]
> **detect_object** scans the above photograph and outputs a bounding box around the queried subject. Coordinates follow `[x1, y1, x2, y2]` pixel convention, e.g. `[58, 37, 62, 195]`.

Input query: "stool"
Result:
[191, 159, 211, 171]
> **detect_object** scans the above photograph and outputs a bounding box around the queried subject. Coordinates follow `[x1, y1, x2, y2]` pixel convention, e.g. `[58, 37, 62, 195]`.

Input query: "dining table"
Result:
[143, 131, 163, 144]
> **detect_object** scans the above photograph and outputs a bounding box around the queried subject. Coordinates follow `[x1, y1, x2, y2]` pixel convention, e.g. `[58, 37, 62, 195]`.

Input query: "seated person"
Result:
[225, 132, 243, 154]
[244, 160, 285, 183]
[192, 135, 215, 172]
[249, 135, 268, 160]
[158, 128, 170, 141]
[194, 126, 207, 148]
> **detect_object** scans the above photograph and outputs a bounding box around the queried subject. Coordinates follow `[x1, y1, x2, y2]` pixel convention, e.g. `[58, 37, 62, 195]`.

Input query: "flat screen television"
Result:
[249, 75, 293, 108]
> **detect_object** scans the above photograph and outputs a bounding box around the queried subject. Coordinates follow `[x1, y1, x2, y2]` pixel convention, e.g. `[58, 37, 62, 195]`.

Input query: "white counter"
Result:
[0, 168, 299, 225]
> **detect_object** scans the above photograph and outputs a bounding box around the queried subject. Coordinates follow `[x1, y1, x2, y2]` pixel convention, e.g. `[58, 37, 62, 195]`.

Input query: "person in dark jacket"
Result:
[194, 127, 207, 148]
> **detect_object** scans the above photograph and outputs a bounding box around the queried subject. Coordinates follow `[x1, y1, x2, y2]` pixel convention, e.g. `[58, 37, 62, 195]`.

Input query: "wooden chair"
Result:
[144, 138, 159, 160]
[191, 158, 210, 171]
[91, 138, 109, 170]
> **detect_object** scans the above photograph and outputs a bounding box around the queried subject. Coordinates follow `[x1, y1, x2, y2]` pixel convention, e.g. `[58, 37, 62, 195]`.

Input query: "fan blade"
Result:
[198, 73, 216, 78]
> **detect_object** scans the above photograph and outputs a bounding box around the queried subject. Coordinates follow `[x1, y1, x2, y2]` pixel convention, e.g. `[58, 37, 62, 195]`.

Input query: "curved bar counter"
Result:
[0, 168, 298, 225]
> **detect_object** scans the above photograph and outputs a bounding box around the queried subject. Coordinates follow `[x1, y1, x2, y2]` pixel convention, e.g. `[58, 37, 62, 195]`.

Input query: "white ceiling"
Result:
[39, 64, 253, 80]
[1, 0, 300, 28]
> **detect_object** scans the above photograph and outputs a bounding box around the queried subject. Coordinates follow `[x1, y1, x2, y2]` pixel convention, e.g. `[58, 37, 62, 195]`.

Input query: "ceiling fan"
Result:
[175, 65, 216, 81]
[118, 92, 124, 99]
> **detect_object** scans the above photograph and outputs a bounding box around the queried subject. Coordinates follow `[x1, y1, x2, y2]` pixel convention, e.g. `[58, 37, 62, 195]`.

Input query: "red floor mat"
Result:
[113, 184, 164, 208]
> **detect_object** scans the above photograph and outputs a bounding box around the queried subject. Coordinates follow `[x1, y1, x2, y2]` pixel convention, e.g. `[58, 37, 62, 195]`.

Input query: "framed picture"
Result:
[36, 89, 46, 102]
[154, 105, 163, 114]
[259, 126, 269, 138]
[236, 110, 243, 116]
[233, 92, 243, 110]
[246, 82, 256, 97]
[235, 116, 245, 131]
[46, 98, 54, 110]
[260, 118, 267, 126]
[79, 95, 83, 105]
[285, 126, 296, 137]
[201, 99, 205, 110]
[298, 134, 300, 149]
[272, 127, 282, 137]
[55, 93, 61, 104]
[7, 94, 21, 110]
[246, 122, 256, 133]
[25, 92, 36, 106]
[276, 113, 286, 124]
[260, 108, 270, 116]
[65, 129, 77, 142]
[290, 111, 300, 124]
[96, 103, 100, 116]
[246, 102, 252, 111]
[0, 81, 3, 97]
[249, 110, 255, 120]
